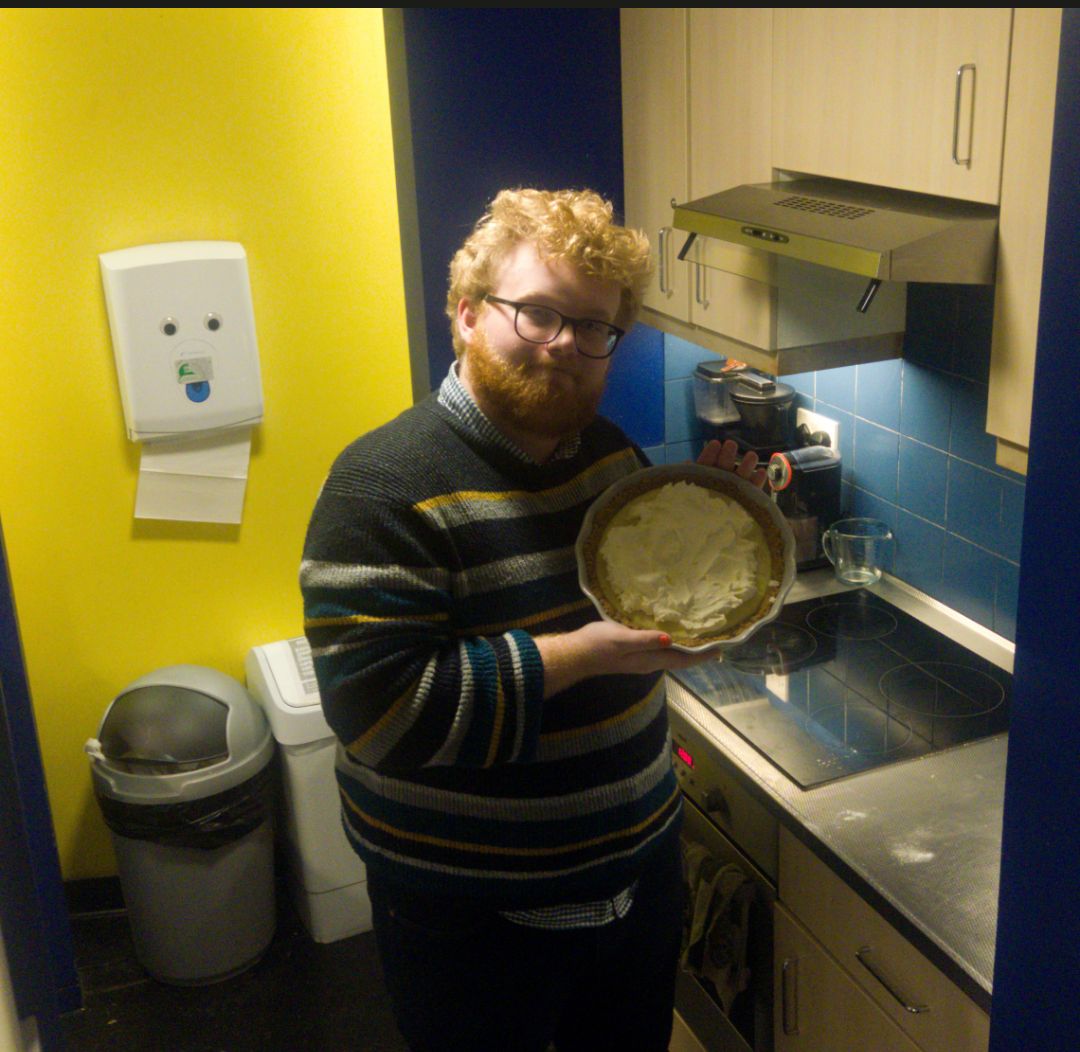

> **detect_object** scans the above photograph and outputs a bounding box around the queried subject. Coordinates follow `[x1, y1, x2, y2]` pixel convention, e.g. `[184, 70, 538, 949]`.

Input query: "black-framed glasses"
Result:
[484, 295, 625, 359]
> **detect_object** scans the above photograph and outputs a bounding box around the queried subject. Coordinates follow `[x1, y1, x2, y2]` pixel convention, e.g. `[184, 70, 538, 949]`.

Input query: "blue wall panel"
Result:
[402, 9, 629, 390]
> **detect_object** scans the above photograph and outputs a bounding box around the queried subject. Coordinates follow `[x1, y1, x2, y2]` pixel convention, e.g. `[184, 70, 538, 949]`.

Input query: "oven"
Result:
[671, 703, 777, 1052]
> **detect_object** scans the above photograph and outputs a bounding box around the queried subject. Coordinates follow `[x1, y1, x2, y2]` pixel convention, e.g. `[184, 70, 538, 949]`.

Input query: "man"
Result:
[301, 188, 763, 1052]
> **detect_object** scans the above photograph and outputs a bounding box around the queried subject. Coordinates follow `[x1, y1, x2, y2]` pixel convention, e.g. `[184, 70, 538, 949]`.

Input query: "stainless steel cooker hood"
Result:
[673, 178, 998, 285]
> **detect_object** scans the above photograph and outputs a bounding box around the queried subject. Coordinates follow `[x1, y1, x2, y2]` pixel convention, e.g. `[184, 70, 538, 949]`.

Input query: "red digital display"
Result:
[675, 745, 694, 768]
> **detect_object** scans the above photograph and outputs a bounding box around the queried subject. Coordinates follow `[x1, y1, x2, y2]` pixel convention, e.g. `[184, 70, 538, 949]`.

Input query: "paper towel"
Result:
[135, 429, 252, 524]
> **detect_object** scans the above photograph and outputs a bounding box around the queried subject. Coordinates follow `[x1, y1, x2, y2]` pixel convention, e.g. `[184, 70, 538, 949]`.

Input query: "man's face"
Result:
[458, 242, 621, 441]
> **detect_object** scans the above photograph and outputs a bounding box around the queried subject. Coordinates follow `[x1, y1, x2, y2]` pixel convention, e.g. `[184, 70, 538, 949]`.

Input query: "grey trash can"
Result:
[85, 665, 276, 985]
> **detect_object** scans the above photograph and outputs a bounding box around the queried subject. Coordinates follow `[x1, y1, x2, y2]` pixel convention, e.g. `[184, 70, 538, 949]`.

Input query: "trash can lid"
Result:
[88, 665, 273, 802]
[99, 685, 229, 773]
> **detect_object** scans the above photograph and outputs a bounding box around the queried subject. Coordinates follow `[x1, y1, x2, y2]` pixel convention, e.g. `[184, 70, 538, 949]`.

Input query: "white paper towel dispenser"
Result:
[99, 241, 264, 524]
[100, 241, 263, 442]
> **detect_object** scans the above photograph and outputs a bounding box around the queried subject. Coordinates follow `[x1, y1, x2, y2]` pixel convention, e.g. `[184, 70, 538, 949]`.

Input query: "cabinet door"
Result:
[987, 8, 1063, 473]
[621, 8, 690, 320]
[779, 827, 990, 1052]
[775, 903, 922, 1052]
[772, 9, 1012, 204]
[686, 7, 776, 346]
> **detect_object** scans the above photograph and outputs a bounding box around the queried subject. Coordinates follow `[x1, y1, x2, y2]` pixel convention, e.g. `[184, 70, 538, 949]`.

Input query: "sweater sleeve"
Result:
[300, 475, 546, 773]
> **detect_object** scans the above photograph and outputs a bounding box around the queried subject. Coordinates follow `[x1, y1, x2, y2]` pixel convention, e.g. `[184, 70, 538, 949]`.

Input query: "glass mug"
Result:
[822, 518, 893, 586]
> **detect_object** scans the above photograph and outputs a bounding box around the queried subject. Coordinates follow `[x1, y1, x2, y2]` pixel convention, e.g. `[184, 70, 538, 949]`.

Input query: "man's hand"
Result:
[696, 438, 768, 489]
[536, 621, 715, 698]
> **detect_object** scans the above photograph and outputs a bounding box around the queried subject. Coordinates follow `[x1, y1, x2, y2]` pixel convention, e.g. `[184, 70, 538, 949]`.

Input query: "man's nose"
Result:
[543, 322, 578, 358]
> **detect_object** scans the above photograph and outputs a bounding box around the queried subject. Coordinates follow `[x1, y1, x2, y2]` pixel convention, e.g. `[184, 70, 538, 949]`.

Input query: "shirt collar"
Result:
[437, 362, 582, 465]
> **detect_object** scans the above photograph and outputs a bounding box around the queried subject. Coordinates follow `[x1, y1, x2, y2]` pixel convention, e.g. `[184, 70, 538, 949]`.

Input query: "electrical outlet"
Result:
[796, 408, 840, 450]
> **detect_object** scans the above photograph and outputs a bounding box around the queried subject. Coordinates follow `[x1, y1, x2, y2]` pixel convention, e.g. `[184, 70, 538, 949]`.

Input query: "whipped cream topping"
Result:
[599, 481, 763, 632]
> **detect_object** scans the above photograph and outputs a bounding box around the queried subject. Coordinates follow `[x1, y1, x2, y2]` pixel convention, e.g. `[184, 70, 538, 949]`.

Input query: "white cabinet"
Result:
[778, 827, 990, 1052]
[986, 8, 1063, 474]
[772, 9, 1012, 205]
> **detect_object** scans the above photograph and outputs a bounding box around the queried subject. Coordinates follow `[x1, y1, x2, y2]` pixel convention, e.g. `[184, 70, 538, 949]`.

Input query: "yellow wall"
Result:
[0, 8, 412, 878]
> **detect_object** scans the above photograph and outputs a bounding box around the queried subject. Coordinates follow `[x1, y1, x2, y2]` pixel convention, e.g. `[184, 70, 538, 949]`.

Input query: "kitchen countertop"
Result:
[666, 570, 1011, 1012]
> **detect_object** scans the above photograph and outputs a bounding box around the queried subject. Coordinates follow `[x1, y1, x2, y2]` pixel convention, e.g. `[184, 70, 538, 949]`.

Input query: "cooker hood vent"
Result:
[673, 178, 998, 285]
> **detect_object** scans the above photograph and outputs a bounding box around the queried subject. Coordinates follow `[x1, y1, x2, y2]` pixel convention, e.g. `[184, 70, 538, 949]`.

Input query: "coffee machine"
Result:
[693, 360, 842, 569]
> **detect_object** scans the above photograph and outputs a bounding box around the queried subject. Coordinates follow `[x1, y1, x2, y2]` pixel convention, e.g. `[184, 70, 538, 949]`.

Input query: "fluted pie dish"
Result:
[576, 464, 796, 653]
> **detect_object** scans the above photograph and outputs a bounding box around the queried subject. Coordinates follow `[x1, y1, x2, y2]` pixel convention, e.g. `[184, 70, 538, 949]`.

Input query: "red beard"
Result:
[464, 330, 606, 440]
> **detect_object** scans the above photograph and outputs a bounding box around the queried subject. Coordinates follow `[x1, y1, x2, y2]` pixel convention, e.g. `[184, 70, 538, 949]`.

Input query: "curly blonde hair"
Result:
[446, 188, 652, 358]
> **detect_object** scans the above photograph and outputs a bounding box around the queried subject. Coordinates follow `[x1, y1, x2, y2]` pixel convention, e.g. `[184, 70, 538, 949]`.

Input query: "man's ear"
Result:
[456, 297, 480, 349]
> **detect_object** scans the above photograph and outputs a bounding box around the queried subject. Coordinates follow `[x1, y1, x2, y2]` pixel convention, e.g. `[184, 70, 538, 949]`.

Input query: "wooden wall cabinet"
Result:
[620, 7, 691, 323]
[772, 9, 1012, 205]
[621, 8, 775, 355]
[986, 8, 1063, 474]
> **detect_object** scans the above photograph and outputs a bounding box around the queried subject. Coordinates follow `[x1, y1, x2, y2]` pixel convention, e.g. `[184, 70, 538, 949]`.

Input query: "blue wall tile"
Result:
[898, 438, 948, 525]
[828, 408, 856, 485]
[941, 535, 998, 628]
[848, 488, 899, 532]
[999, 478, 1026, 563]
[950, 378, 1000, 470]
[664, 375, 705, 445]
[664, 334, 713, 380]
[894, 509, 945, 597]
[853, 419, 899, 503]
[995, 560, 1020, 641]
[900, 363, 952, 450]
[856, 359, 902, 431]
[816, 364, 856, 413]
[947, 459, 1017, 559]
[785, 371, 816, 399]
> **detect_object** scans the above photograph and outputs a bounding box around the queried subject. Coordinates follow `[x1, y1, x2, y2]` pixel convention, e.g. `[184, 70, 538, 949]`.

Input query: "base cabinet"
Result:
[775, 902, 921, 1052]
[778, 828, 990, 1052]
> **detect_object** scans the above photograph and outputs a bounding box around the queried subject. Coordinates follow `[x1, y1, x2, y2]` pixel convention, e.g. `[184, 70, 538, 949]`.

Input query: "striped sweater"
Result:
[300, 386, 682, 908]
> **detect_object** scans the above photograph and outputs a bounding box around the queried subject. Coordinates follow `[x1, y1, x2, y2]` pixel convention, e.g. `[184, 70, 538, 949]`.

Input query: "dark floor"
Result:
[60, 881, 409, 1052]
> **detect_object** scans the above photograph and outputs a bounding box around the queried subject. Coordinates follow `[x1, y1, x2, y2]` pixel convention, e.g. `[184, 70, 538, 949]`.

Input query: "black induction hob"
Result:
[670, 590, 1011, 788]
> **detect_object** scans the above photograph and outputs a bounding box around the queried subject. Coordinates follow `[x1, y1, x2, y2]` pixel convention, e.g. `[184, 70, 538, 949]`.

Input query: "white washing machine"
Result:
[245, 637, 371, 943]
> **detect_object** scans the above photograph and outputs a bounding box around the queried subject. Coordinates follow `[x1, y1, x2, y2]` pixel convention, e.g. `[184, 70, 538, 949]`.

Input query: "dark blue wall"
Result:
[1, 520, 79, 1044]
[400, 8, 663, 448]
[990, 11, 1080, 1047]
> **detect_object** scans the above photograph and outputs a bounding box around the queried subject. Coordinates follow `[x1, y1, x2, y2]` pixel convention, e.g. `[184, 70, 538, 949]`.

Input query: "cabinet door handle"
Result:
[781, 957, 800, 1035]
[694, 262, 709, 309]
[952, 63, 976, 167]
[855, 946, 930, 1015]
[658, 227, 670, 294]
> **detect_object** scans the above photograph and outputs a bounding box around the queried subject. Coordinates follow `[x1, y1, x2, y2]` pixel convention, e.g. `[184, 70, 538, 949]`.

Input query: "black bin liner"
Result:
[95, 763, 273, 850]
